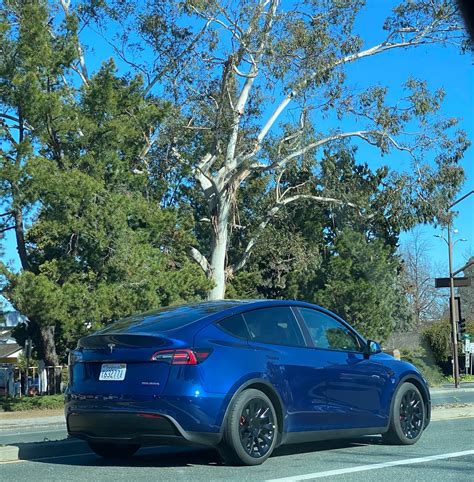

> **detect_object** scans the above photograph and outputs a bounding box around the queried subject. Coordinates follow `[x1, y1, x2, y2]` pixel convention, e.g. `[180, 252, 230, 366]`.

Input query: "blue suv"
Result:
[65, 300, 430, 465]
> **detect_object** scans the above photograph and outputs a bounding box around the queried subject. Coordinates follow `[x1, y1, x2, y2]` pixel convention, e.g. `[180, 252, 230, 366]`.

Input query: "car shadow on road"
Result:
[24, 435, 384, 468]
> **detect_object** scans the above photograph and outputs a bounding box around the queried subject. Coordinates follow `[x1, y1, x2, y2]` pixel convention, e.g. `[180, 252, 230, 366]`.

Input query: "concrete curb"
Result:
[431, 404, 474, 421]
[0, 444, 19, 462]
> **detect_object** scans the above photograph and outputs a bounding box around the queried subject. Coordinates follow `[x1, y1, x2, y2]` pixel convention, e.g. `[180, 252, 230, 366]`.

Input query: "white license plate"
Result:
[99, 363, 126, 381]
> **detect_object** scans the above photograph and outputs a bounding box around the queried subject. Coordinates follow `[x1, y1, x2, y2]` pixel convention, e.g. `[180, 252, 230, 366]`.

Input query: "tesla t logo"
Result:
[107, 343, 115, 353]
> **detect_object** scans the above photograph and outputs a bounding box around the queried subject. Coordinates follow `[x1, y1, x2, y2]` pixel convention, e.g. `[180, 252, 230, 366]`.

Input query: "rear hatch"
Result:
[68, 302, 241, 399]
[70, 334, 184, 398]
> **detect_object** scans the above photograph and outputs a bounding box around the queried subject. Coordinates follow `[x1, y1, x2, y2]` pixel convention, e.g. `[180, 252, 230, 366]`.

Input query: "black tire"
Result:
[218, 388, 278, 466]
[88, 442, 140, 459]
[383, 382, 425, 445]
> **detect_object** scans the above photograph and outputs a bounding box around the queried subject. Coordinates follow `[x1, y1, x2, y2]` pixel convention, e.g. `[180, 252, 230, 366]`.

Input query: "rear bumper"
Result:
[66, 409, 221, 447]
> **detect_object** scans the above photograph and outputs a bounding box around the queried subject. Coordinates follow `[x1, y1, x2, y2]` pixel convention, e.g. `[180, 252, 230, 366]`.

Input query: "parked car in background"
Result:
[66, 300, 431, 465]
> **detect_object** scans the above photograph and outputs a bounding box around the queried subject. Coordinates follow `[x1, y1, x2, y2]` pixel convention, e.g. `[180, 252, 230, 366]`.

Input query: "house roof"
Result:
[0, 343, 22, 359]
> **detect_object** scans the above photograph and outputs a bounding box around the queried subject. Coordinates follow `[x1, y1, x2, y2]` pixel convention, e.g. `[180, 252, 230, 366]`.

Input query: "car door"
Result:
[242, 306, 327, 433]
[296, 307, 393, 430]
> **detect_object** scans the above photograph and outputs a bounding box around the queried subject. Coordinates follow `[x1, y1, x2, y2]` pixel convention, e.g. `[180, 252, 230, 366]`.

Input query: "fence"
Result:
[0, 365, 67, 398]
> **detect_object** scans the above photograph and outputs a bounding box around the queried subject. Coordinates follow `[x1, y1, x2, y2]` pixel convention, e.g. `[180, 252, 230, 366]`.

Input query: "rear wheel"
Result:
[88, 442, 140, 458]
[383, 382, 425, 445]
[218, 388, 278, 466]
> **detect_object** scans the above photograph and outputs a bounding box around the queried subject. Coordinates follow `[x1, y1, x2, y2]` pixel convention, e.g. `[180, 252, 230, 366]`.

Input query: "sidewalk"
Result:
[0, 409, 65, 430]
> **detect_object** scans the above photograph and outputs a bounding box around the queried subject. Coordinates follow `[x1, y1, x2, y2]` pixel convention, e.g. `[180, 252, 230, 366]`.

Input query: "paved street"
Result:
[1, 416, 473, 481]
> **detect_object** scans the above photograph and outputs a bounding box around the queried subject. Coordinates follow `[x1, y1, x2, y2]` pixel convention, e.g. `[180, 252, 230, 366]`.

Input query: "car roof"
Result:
[92, 299, 350, 337]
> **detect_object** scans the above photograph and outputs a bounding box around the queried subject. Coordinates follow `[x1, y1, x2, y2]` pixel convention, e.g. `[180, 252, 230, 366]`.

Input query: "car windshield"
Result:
[96, 301, 244, 334]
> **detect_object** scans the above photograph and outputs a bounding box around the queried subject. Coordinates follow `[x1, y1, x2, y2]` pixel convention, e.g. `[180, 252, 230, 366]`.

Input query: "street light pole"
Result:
[445, 189, 473, 389]
[447, 217, 460, 389]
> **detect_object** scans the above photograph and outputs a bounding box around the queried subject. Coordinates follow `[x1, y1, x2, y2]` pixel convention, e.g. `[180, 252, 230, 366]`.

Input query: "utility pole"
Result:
[446, 190, 474, 388]
[447, 216, 460, 388]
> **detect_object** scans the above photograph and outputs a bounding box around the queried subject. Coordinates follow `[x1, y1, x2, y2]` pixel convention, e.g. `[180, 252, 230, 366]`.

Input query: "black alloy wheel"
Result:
[218, 388, 278, 466]
[238, 398, 275, 458]
[399, 388, 423, 439]
[383, 382, 425, 445]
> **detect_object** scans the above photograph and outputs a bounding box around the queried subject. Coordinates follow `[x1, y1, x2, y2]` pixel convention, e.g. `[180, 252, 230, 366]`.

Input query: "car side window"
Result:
[217, 314, 250, 339]
[298, 308, 362, 352]
[243, 307, 306, 347]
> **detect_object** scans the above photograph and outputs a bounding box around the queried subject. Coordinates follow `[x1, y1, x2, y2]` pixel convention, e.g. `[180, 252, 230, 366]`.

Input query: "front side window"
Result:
[298, 308, 362, 352]
[243, 307, 306, 347]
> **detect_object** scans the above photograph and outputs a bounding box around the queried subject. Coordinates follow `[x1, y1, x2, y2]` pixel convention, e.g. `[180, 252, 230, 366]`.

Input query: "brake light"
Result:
[151, 348, 212, 365]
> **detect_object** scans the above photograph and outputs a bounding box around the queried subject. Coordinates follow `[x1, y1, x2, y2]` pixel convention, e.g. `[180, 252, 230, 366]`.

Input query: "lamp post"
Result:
[443, 190, 474, 388]
[434, 229, 466, 388]
[447, 221, 460, 388]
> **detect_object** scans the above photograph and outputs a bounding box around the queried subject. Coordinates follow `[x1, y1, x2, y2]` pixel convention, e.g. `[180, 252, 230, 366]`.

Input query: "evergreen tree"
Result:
[0, 2, 208, 364]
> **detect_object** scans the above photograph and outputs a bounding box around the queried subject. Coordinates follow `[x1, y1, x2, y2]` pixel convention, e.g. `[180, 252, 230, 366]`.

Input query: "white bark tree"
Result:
[85, 0, 468, 299]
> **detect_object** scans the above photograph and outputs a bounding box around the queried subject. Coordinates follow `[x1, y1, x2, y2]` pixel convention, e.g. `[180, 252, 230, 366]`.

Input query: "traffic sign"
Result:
[434, 277, 471, 288]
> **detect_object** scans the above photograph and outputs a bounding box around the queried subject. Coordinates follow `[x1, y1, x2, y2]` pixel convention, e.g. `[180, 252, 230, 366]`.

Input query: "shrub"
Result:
[423, 319, 474, 363]
[1, 394, 64, 412]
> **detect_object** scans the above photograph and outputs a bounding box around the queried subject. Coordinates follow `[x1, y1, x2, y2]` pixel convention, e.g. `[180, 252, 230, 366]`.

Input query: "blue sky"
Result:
[348, 1, 474, 272]
[1, 0, 473, 299]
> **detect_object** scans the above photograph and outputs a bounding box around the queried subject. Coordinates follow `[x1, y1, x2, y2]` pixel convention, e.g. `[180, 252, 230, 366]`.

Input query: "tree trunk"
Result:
[207, 199, 231, 300]
[38, 325, 59, 367]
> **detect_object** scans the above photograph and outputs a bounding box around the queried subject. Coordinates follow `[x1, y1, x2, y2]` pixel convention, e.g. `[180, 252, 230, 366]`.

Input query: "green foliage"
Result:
[1, 1, 470, 363]
[423, 319, 474, 363]
[423, 319, 451, 362]
[1, 394, 64, 412]
[312, 230, 405, 342]
[0, 4, 210, 364]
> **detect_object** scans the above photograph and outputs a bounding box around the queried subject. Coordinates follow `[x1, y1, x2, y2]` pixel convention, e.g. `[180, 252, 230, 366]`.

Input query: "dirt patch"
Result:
[0, 408, 64, 420]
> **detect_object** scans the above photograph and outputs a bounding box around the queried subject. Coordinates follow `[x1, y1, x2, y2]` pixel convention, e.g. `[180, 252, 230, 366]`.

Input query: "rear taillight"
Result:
[151, 348, 212, 365]
[68, 349, 83, 366]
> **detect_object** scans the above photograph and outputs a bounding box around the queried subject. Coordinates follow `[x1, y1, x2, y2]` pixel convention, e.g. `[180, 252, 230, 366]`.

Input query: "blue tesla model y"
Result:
[65, 299, 430, 465]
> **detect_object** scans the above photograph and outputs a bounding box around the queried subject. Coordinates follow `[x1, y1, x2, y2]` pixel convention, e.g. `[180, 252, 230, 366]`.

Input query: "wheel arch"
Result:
[388, 374, 431, 430]
[220, 378, 285, 446]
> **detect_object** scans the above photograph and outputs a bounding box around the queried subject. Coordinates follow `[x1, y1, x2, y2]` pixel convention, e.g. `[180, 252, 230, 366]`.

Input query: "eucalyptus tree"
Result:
[89, 0, 468, 299]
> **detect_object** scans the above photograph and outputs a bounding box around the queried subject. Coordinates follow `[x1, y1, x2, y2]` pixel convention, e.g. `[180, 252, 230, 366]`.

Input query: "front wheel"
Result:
[88, 442, 140, 458]
[218, 388, 278, 466]
[383, 382, 425, 445]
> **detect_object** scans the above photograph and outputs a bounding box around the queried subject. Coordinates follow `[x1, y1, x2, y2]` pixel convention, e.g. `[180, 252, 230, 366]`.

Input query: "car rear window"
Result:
[97, 301, 243, 334]
[217, 314, 250, 339]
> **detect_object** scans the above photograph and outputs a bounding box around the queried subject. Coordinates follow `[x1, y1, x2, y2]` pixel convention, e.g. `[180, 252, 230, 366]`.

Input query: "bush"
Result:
[400, 348, 445, 387]
[423, 319, 451, 362]
[423, 319, 474, 363]
[1, 394, 64, 412]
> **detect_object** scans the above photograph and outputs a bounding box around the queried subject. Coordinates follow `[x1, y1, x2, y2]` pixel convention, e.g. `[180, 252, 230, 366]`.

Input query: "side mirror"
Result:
[364, 339, 382, 359]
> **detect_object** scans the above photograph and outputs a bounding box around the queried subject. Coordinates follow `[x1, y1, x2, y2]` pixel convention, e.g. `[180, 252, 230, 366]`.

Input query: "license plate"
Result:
[99, 363, 126, 381]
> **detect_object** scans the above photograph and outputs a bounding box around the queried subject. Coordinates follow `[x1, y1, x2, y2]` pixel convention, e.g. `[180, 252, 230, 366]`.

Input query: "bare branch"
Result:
[250, 129, 414, 173]
[190, 247, 212, 275]
[144, 19, 213, 96]
[59, 0, 89, 86]
[251, 17, 462, 155]
[0, 225, 15, 234]
[224, 0, 280, 173]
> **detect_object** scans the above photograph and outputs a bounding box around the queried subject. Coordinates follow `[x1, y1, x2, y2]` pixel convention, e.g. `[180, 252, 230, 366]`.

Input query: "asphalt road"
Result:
[0, 424, 66, 445]
[1, 417, 473, 481]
